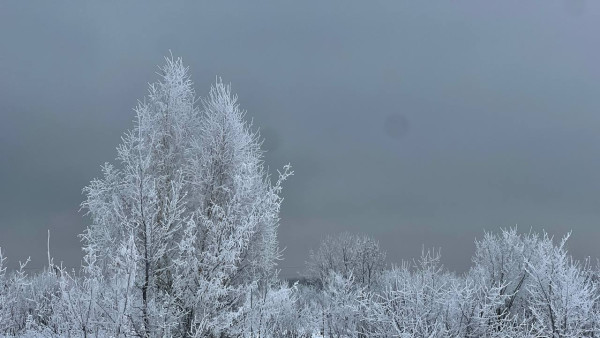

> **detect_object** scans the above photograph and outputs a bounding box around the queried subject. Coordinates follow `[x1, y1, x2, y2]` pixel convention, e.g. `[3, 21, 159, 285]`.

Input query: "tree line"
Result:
[1, 58, 599, 337]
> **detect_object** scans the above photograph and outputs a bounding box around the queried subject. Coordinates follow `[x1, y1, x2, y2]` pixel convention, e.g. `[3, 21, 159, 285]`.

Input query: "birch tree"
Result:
[81, 57, 290, 337]
[171, 80, 292, 337]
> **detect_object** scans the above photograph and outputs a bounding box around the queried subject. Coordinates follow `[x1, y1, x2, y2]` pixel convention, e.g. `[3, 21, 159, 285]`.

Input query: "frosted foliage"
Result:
[78, 57, 291, 337]
[306, 232, 386, 288]
[469, 228, 540, 319]
[525, 233, 599, 337]
[2, 57, 600, 337]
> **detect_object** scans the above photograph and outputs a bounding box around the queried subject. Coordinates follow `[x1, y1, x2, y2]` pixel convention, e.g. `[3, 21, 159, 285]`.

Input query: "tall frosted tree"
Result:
[173, 80, 291, 336]
[81, 57, 290, 337]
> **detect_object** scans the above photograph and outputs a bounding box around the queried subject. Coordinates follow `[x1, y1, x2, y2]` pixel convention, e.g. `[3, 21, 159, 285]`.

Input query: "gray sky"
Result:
[1, 1, 599, 277]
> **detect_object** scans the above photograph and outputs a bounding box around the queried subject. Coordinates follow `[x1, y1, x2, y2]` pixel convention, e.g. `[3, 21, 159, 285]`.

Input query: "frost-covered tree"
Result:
[171, 80, 292, 337]
[81, 57, 197, 336]
[368, 245, 542, 338]
[467, 228, 600, 337]
[81, 57, 290, 337]
[450, 269, 534, 337]
[469, 228, 540, 325]
[306, 232, 386, 289]
[232, 281, 299, 337]
[525, 233, 599, 337]
[291, 271, 368, 338]
[320, 272, 369, 338]
[292, 283, 327, 337]
[51, 233, 140, 337]
[372, 249, 454, 337]
[303, 233, 384, 337]
[0, 256, 33, 335]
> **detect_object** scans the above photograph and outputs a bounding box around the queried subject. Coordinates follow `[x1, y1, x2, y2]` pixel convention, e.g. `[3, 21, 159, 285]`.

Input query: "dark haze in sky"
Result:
[1, 1, 599, 277]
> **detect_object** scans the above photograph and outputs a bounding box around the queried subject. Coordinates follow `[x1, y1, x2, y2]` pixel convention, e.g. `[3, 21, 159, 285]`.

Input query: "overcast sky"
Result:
[1, 1, 599, 277]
